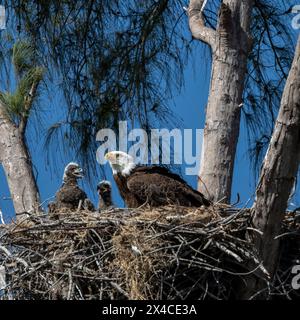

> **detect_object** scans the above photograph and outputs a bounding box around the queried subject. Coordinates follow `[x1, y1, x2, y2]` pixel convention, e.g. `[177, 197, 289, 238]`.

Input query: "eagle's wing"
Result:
[127, 167, 210, 207]
[132, 166, 187, 184]
[56, 185, 88, 206]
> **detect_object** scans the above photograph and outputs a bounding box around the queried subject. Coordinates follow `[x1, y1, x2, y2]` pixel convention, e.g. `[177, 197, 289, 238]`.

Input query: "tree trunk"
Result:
[0, 108, 40, 220]
[188, 0, 254, 203]
[251, 36, 300, 279]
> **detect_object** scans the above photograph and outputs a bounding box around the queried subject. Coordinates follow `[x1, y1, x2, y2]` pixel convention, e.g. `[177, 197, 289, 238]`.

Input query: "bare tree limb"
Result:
[0, 101, 41, 218]
[19, 80, 40, 135]
[252, 36, 300, 277]
[193, 0, 254, 203]
[188, 0, 216, 48]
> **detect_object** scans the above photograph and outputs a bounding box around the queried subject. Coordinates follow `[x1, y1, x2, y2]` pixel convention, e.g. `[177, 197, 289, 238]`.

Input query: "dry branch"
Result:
[0, 205, 299, 300]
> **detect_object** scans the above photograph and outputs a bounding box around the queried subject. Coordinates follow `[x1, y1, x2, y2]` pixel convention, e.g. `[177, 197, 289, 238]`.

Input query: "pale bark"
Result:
[188, 0, 254, 203]
[252, 36, 300, 278]
[0, 105, 40, 220]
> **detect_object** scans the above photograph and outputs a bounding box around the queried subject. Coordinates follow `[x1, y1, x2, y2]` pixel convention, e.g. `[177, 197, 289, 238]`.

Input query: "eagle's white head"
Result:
[63, 162, 84, 182]
[105, 151, 136, 176]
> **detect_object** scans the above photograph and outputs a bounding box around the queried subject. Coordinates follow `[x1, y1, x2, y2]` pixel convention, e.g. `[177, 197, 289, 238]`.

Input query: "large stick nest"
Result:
[0, 205, 299, 300]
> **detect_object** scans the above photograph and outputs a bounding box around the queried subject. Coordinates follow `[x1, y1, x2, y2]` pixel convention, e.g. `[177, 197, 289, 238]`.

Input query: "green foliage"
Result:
[0, 40, 44, 124]
[4, 0, 297, 179]
[7, 0, 189, 174]
[12, 40, 36, 76]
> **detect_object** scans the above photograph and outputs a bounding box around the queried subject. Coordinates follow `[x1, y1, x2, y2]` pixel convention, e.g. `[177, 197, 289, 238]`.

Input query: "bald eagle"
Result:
[105, 151, 211, 208]
[48, 162, 95, 213]
[97, 180, 114, 211]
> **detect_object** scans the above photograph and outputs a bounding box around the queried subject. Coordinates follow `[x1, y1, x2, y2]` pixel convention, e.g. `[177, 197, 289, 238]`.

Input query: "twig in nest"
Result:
[0, 205, 298, 300]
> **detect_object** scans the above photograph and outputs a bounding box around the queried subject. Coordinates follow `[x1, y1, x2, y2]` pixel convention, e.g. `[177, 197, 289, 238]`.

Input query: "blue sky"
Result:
[0, 6, 299, 223]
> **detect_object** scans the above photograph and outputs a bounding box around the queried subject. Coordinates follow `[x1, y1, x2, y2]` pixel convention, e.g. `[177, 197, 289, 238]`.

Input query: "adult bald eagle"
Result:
[97, 180, 114, 211]
[48, 162, 95, 213]
[105, 151, 211, 208]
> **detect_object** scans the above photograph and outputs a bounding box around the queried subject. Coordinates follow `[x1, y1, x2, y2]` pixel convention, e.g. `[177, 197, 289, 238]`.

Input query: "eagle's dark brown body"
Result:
[114, 173, 140, 208]
[97, 181, 114, 211]
[48, 163, 95, 213]
[56, 181, 89, 210]
[114, 166, 211, 208]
